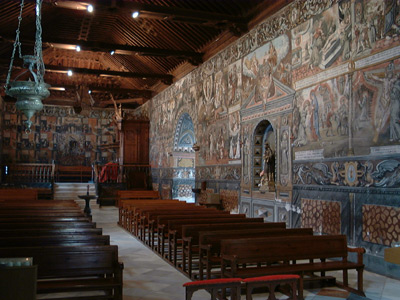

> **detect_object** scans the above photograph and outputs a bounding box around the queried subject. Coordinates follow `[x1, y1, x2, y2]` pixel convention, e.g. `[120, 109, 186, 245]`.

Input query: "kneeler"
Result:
[243, 274, 299, 300]
[183, 278, 242, 300]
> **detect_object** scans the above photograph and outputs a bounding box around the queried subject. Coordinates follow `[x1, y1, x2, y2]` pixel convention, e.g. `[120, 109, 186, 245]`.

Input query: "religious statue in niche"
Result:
[259, 141, 275, 192]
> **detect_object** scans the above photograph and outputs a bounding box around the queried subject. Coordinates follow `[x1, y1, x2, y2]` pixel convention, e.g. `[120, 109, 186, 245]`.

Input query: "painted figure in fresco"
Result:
[325, 103, 335, 137]
[389, 76, 400, 141]
[359, 91, 369, 121]
[337, 96, 349, 136]
[369, 62, 397, 137]
[309, 19, 326, 69]
[310, 91, 321, 140]
[280, 131, 289, 175]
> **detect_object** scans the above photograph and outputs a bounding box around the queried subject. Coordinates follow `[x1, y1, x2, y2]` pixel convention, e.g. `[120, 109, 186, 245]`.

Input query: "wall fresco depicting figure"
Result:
[228, 111, 241, 160]
[227, 60, 243, 109]
[292, 75, 350, 157]
[351, 0, 400, 59]
[292, 4, 349, 83]
[352, 59, 400, 153]
[242, 34, 291, 109]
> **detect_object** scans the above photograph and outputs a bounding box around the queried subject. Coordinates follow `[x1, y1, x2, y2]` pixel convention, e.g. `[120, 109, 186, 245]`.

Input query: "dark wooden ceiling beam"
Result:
[48, 85, 153, 99]
[0, 35, 203, 66]
[46, 1, 249, 35]
[33, 64, 174, 85]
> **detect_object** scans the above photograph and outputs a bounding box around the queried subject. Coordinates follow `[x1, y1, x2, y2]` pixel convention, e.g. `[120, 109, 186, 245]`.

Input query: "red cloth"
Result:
[99, 162, 118, 183]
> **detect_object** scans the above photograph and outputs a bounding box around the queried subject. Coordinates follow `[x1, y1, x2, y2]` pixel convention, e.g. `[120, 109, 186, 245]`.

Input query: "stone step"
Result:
[54, 183, 96, 201]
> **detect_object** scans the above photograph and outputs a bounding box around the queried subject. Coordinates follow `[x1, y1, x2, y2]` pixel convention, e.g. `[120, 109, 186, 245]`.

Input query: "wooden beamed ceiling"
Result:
[0, 0, 287, 109]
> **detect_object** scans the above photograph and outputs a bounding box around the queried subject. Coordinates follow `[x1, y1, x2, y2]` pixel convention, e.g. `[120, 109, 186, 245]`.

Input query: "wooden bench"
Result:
[198, 227, 313, 280]
[220, 235, 365, 299]
[0, 188, 38, 201]
[137, 206, 221, 242]
[117, 189, 160, 206]
[0, 245, 123, 300]
[0, 227, 102, 237]
[0, 234, 110, 247]
[181, 222, 287, 278]
[0, 221, 96, 229]
[132, 203, 199, 235]
[119, 199, 176, 229]
[142, 209, 230, 248]
[56, 165, 92, 182]
[183, 278, 242, 300]
[0, 216, 92, 223]
[166, 216, 261, 266]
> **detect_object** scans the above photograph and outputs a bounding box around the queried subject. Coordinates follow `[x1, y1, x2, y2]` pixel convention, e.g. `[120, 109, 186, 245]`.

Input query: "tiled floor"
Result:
[88, 203, 399, 300]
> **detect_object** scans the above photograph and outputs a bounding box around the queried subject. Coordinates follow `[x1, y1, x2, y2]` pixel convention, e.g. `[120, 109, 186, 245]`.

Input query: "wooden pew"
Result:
[123, 201, 192, 233]
[220, 235, 366, 299]
[56, 165, 92, 182]
[0, 211, 85, 218]
[133, 203, 200, 235]
[0, 216, 91, 224]
[117, 189, 160, 206]
[0, 188, 38, 201]
[0, 245, 123, 300]
[0, 221, 96, 229]
[166, 216, 263, 266]
[137, 206, 221, 242]
[0, 227, 102, 237]
[180, 222, 286, 278]
[0, 234, 110, 247]
[142, 209, 230, 248]
[119, 199, 179, 229]
[197, 227, 313, 280]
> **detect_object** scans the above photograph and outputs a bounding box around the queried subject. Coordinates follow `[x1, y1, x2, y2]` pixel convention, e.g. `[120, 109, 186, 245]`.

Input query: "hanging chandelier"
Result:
[4, 0, 50, 133]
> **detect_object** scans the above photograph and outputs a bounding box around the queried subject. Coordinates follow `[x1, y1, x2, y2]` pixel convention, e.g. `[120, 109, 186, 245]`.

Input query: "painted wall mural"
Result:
[2, 104, 123, 165]
[142, 0, 400, 276]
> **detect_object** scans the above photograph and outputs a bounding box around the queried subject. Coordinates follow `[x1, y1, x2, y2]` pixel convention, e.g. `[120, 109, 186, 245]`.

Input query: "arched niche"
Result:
[172, 113, 196, 202]
[252, 120, 275, 191]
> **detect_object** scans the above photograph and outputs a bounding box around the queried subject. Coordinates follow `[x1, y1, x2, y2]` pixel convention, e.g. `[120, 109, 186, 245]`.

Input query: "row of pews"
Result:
[118, 191, 366, 300]
[0, 188, 123, 300]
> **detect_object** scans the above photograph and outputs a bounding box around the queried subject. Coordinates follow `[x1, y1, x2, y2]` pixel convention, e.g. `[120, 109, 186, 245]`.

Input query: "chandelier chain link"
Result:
[35, 0, 45, 84]
[4, 0, 25, 90]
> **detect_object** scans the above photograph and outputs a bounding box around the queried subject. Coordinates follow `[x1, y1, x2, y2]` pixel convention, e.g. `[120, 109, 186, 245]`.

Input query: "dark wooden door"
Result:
[122, 120, 149, 165]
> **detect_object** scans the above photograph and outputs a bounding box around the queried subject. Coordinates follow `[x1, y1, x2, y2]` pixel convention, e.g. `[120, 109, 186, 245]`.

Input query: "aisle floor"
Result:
[90, 204, 400, 300]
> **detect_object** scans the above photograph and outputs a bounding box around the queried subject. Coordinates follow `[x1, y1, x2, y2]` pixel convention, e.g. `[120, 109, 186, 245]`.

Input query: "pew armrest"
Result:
[348, 247, 365, 265]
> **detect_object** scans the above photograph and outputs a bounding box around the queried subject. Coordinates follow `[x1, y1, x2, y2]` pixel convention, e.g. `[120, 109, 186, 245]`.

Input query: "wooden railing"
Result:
[95, 164, 150, 189]
[2, 163, 55, 184]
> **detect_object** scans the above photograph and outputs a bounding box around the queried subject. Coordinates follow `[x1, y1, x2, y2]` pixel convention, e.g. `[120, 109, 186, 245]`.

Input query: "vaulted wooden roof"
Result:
[0, 0, 287, 109]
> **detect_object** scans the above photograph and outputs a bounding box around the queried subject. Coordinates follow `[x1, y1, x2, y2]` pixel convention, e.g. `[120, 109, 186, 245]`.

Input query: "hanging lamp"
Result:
[4, 0, 50, 133]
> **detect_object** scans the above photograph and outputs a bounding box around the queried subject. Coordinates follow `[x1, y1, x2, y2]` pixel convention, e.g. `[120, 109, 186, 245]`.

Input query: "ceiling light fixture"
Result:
[67, 70, 73, 76]
[87, 4, 94, 13]
[4, 0, 50, 133]
[76, 45, 81, 52]
[49, 86, 66, 91]
[132, 11, 139, 18]
[110, 50, 115, 55]
[88, 90, 92, 94]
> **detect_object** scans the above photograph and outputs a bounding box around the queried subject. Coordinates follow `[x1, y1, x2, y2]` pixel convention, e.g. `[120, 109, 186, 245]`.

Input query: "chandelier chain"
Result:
[4, 0, 25, 90]
[35, 0, 45, 84]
